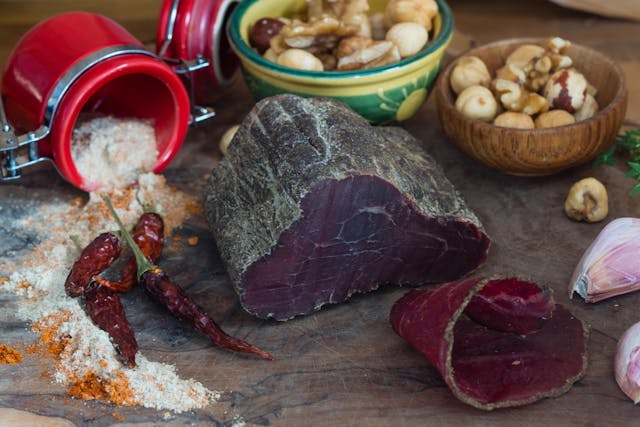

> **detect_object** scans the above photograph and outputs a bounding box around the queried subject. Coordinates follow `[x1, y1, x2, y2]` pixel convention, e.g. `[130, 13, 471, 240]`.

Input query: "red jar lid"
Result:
[156, 0, 240, 105]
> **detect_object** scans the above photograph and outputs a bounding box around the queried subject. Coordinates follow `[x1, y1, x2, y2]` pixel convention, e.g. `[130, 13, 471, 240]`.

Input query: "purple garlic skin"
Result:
[616, 321, 640, 403]
[569, 218, 640, 303]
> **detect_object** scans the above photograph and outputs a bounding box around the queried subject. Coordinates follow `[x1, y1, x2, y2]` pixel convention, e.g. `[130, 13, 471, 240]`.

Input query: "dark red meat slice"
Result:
[464, 278, 554, 334]
[242, 176, 489, 319]
[390, 277, 588, 410]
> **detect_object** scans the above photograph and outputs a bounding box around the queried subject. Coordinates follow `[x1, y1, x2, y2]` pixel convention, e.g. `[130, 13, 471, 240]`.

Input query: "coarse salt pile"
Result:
[0, 171, 220, 410]
[71, 116, 158, 189]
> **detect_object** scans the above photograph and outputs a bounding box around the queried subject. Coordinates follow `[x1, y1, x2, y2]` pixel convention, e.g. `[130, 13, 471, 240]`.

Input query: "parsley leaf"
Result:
[595, 129, 640, 196]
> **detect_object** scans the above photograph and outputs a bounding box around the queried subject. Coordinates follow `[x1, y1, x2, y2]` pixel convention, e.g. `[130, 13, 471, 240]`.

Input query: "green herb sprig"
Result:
[594, 129, 640, 195]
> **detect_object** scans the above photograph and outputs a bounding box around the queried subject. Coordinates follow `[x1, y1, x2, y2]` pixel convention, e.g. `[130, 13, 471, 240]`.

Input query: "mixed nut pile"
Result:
[451, 37, 599, 128]
[249, 0, 438, 71]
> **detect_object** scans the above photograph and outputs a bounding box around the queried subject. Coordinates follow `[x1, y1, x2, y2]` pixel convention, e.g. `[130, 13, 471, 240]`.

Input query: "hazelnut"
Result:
[493, 112, 535, 129]
[505, 44, 545, 72]
[455, 85, 498, 122]
[450, 56, 491, 95]
[564, 177, 608, 223]
[574, 93, 599, 122]
[219, 125, 240, 156]
[543, 68, 587, 113]
[385, 22, 428, 58]
[535, 110, 576, 128]
[277, 49, 324, 71]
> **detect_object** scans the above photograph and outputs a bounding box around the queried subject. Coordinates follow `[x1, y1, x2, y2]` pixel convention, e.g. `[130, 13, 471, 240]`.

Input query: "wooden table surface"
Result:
[1, 1, 640, 426]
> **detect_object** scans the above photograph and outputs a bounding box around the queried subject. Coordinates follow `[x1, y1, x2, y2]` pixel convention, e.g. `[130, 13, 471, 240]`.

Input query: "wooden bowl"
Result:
[435, 38, 628, 176]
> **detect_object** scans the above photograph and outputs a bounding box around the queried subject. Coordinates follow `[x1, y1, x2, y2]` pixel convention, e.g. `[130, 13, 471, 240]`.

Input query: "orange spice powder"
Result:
[67, 372, 137, 406]
[0, 344, 23, 364]
[31, 311, 72, 357]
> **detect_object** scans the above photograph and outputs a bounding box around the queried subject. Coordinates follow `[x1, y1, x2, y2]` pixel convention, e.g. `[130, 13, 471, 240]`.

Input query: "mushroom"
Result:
[493, 112, 535, 129]
[535, 109, 575, 128]
[455, 85, 498, 122]
[450, 56, 491, 95]
[564, 177, 608, 223]
[385, 22, 428, 58]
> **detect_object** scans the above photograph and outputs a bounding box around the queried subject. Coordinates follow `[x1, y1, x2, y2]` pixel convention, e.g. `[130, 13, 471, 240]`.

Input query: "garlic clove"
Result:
[615, 321, 640, 403]
[569, 218, 640, 302]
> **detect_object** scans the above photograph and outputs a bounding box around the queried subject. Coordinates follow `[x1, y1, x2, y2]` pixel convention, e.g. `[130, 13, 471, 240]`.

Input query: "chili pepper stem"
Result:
[103, 195, 156, 280]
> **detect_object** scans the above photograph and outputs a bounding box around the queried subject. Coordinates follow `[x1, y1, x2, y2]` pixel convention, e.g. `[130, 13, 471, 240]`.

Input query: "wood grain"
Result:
[1, 0, 640, 426]
[435, 38, 628, 176]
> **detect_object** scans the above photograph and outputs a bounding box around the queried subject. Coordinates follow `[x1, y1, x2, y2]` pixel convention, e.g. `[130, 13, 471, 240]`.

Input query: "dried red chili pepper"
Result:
[65, 230, 137, 366]
[84, 281, 138, 368]
[64, 232, 122, 297]
[95, 212, 164, 293]
[104, 196, 273, 361]
[142, 268, 273, 360]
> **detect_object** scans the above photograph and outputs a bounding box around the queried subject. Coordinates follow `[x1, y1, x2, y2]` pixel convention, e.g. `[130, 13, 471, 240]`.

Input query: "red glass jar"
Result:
[1, 2, 241, 191]
[1, 12, 191, 191]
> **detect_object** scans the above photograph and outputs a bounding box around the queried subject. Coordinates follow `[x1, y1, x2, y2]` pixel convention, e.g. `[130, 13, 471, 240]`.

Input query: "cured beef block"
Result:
[204, 95, 490, 320]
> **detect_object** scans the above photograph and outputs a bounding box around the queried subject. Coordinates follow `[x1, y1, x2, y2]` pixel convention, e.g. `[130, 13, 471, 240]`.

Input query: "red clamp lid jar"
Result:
[0, 2, 241, 191]
[156, 0, 240, 106]
[1, 12, 191, 191]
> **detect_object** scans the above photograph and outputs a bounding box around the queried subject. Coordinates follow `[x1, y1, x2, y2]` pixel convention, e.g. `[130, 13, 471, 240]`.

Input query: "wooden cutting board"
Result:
[549, 0, 640, 21]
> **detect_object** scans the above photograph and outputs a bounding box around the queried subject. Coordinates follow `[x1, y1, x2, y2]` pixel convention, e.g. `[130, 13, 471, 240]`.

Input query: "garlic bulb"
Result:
[616, 321, 640, 403]
[569, 218, 640, 302]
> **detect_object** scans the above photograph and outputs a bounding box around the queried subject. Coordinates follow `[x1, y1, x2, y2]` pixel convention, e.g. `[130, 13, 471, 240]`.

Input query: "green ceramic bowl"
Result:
[228, 0, 454, 124]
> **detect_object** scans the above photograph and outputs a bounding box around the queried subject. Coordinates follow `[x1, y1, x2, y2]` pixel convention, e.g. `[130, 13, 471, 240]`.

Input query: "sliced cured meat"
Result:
[390, 277, 589, 410]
